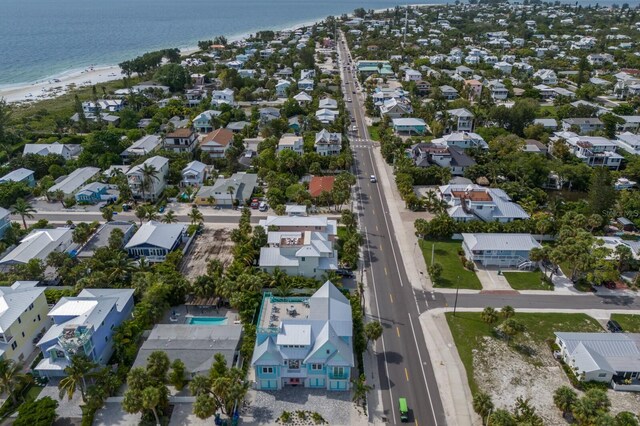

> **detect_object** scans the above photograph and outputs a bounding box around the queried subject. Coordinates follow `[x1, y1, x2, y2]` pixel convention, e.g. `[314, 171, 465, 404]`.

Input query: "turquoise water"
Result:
[188, 316, 228, 325]
[0, 0, 432, 86]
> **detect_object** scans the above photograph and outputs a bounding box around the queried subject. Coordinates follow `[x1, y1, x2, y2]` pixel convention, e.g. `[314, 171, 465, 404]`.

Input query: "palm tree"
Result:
[140, 164, 159, 201]
[106, 250, 136, 285]
[480, 307, 498, 324]
[207, 196, 216, 208]
[274, 280, 293, 297]
[553, 386, 577, 417]
[58, 354, 97, 403]
[0, 359, 31, 405]
[145, 207, 160, 222]
[364, 321, 383, 346]
[351, 374, 372, 406]
[226, 186, 236, 207]
[162, 210, 177, 223]
[11, 198, 36, 229]
[53, 189, 65, 206]
[142, 386, 162, 426]
[102, 206, 114, 222]
[501, 305, 515, 318]
[135, 205, 147, 225]
[472, 391, 494, 419]
[188, 207, 204, 226]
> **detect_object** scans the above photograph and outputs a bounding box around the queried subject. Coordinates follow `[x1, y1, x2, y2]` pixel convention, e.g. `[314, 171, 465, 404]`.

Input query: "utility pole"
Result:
[431, 243, 435, 266]
[453, 275, 460, 317]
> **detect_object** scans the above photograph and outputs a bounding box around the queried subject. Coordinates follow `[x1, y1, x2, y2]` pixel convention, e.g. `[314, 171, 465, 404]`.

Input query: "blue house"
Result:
[251, 281, 354, 391]
[0, 168, 36, 187]
[0, 208, 10, 239]
[125, 221, 186, 262]
[75, 182, 113, 204]
[35, 288, 134, 377]
[392, 118, 427, 135]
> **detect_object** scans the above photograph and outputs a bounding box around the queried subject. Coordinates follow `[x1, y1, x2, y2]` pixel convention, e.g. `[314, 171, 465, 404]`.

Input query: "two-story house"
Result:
[251, 281, 353, 391]
[211, 88, 235, 106]
[432, 132, 488, 150]
[314, 130, 342, 156]
[195, 172, 257, 207]
[75, 182, 114, 204]
[126, 156, 169, 201]
[201, 128, 234, 159]
[380, 98, 412, 119]
[181, 161, 207, 187]
[125, 221, 187, 262]
[193, 110, 222, 133]
[533, 69, 558, 85]
[446, 108, 475, 133]
[35, 288, 134, 377]
[556, 134, 623, 170]
[275, 80, 291, 98]
[464, 79, 482, 100]
[411, 144, 475, 176]
[562, 118, 604, 135]
[278, 134, 304, 155]
[121, 135, 162, 163]
[487, 80, 508, 100]
[47, 167, 101, 199]
[164, 128, 198, 154]
[0, 282, 50, 363]
[439, 85, 459, 100]
[437, 184, 530, 222]
[616, 132, 640, 155]
[462, 233, 541, 267]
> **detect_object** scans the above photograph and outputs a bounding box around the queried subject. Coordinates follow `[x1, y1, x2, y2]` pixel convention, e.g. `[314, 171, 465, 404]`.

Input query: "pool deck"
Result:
[160, 304, 240, 325]
[258, 296, 311, 329]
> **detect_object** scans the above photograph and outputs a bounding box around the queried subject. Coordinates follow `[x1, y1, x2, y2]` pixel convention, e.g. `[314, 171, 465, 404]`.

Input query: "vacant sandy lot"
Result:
[181, 227, 234, 280]
[474, 335, 640, 424]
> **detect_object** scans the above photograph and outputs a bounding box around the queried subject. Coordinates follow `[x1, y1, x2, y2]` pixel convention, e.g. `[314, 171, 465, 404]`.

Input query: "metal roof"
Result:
[48, 167, 100, 195]
[556, 332, 640, 373]
[462, 233, 541, 252]
[0, 228, 72, 265]
[0, 168, 34, 183]
[0, 282, 45, 332]
[125, 221, 185, 250]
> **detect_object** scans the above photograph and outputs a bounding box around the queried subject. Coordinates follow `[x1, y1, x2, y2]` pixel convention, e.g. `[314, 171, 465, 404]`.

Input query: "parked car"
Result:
[370, 175, 377, 183]
[258, 202, 268, 212]
[607, 320, 623, 333]
[250, 198, 260, 209]
[336, 268, 354, 278]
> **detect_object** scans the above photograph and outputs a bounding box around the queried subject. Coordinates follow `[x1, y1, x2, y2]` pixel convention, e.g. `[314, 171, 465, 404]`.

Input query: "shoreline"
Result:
[0, 3, 432, 105]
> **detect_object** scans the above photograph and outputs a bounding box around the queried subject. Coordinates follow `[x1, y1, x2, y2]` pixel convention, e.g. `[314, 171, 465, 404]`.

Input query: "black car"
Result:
[607, 320, 623, 333]
[336, 268, 355, 278]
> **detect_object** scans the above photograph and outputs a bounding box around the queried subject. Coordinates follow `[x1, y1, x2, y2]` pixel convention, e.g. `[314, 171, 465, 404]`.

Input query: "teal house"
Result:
[75, 182, 113, 204]
[0, 208, 10, 239]
[0, 168, 36, 187]
[251, 281, 353, 391]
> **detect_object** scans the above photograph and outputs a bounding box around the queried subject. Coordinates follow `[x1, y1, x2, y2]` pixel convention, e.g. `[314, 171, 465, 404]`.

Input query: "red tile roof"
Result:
[309, 176, 335, 198]
[202, 128, 234, 147]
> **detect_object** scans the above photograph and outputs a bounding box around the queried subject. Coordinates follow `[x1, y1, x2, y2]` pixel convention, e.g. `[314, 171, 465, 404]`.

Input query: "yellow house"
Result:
[0, 282, 51, 363]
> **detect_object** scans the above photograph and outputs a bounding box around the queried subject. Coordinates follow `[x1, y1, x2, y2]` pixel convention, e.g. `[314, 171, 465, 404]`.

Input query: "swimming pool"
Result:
[188, 316, 228, 325]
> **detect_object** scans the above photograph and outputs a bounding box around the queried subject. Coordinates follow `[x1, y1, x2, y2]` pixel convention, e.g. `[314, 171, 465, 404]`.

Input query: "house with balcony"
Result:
[0, 168, 35, 187]
[164, 128, 198, 154]
[75, 182, 115, 204]
[251, 281, 353, 391]
[404, 69, 422, 82]
[35, 288, 134, 377]
[437, 184, 529, 223]
[432, 132, 488, 150]
[462, 233, 541, 267]
[211, 88, 235, 106]
[464, 79, 482, 100]
[314, 130, 341, 156]
[487, 80, 508, 100]
[201, 128, 234, 159]
[411, 144, 475, 176]
[298, 79, 314, 92]
[278, 134, 304, 155]
[275, 80, 292, 98]
[380, 98, 412, 119]
[562, 118, 604, 135]
[616, 132, 640, 155]
[259, 227, 338, 279]
[392, 118, 426, 135]
[258, 215, 337, 235]
[555, 134, 623, 170]
[439, 85, 459, 100]
[446, 108, 474, 133]
[121, 135, 162, 163]
[0, 228, 73, 269]
[0, 281, 50, 363]
[125, 221, 187, 262]
[293, 91, 313, 106]
[193, 110, 222, 133]
[533, 69, 558, 85]
[127, 156, 169, 201]
[195, 172, 258, 207]
[181, 161, 207, 187]
[555, 332, 640, 391]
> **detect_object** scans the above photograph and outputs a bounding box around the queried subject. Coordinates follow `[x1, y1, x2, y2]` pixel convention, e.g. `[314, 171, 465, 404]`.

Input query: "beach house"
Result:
[125, 221, 187, 262]
[181, 161, 207, 187]
[251, 281, 354, 391]
[35, 289, 135, 377]
[195, 172, 258, 207]
[0, 228, 73, 269]
[164, 128, 198, 154]
[437, 184, 529, 223]
[0, 281, 50, 364]
[461, 233, 541, 267]
[278, 134, 304, 155]
[23, 142, 81, 160]
[126, 156, 169, 201]
[121, 135, 162, 162]
[314, 130, 342, 156]
[47, 167, 101, 199]
[200, 128, 234, 159]
[0, 168, 35, 187]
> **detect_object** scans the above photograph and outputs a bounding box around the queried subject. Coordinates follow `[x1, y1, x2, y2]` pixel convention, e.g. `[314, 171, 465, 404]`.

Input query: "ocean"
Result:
[0, 0, 636, 87]
[0, 0, 434, 86]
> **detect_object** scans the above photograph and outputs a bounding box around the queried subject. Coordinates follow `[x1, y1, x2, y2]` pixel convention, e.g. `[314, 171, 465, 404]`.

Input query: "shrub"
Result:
[465, 260, 475, 271]
[311, 412, 326, 424]
[279, 411, 291, 423]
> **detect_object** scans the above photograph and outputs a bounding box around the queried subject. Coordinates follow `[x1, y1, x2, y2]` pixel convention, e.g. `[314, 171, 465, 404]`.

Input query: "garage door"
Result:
[309, 378, 325, 388]
[260, 379, 277, 390]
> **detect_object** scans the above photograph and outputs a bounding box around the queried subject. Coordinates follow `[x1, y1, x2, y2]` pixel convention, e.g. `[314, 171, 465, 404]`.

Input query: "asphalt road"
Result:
[337, 34, 446, 425]
[11, 211, 249, 224]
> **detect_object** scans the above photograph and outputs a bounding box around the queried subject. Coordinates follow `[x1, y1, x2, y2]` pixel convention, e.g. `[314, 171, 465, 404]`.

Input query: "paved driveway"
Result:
[38, 380, 83, 419]
[475, 266, 513, 291]
[93, 401, 141, 426]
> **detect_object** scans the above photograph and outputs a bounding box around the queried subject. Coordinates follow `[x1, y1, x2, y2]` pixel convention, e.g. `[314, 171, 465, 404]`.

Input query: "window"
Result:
[598, 373, 607, 378]
[333, 367, 345, 376]
[17, 317, 21, 324]
[37, 314, 41, 321]
[288, 360, 300, 369]
[21, 332, 25, 338]
[311, 363, 323, 370]
[11, 341, 17, 350]
[262, 367, 273, 374]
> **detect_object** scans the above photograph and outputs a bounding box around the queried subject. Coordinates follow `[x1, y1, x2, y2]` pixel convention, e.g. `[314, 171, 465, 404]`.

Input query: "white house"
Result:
[487, 80, 508, 100]
[432, 132, 488, 150]
[462, 233, 541, 267]
[616, 132, 640, 155]
[404, 69, 422, 82]
[555, 134, 623, 170]
[275, 80, 291, 98]
[533, 69, 558, 85]
[47, 167, 101, 198]
[316, 109, 339, 124]
[278, 134, 304, 155]
[0, 228, 73, 268]
[555, 332, 640, 391]
[380, 98, 412, 119]
[314, 130, 342, 156]
[126, 156, 169, 201]
[211, 88, 235, 106]
[181, 161, 207, 187]
[437, 184, 529, 222]
[125, 221, 187, 262]
[164, 128, 198, 154]
[201, 128, 234, 159]
[446, 108, 474, 132]
[293, 92, 313, 106]
[23, 142, 81, 160]
[392, 118, 426, 135]
[121, 135, 162, 162]
[493, 62, 513, 74]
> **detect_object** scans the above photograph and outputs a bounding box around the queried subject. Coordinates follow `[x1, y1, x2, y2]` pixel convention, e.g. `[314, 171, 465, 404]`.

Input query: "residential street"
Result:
[338, 33, 447, 425]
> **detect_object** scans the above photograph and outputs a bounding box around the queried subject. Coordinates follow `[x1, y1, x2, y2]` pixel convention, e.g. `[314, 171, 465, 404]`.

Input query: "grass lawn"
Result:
[446, 312, 604, 394]
[610, 314, 640, 332]
[503, 271, 553, 291]
[367, 125, 380, 141]
[24, 384, 44, 402]
[419, 239, 482, 290]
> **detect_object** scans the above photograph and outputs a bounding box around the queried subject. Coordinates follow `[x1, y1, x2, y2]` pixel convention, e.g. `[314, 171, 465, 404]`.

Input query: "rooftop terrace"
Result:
[258, 292, 311, 334]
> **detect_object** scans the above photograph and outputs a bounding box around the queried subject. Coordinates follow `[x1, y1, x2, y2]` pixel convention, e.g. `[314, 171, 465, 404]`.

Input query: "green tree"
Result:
[501, 319, 525, 344]
[489, 409, 517, 426]
[472, 391, 494, 419]
[553, 386, 577, 417]
[162, 210, 178, 223]
[11, 198, 36, 229]
[428, 262, 443, 284]
[364, 321, 383, 346]
[169, 359, 186, 391]
[14, 396, 58, 426]
[188, 206, 204, 225]
[135, 205, 148, 225]
[588, 168, 617, 217]
[142, 386, 162, 426]
[102, 206, 114, 222]
[500, 305, 515, 318]
[154, 63, 189, 92]
[0, 359, 31, 406]
[480, 307, 498, 324]
[58, 354, 97, 403]
[351, 374, 372, 406]
[140, 163, 160, 201]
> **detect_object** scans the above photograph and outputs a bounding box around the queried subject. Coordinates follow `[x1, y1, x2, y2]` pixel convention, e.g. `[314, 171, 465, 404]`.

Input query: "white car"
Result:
[370, 175, 377, 183]
[347, 98, 352, 102]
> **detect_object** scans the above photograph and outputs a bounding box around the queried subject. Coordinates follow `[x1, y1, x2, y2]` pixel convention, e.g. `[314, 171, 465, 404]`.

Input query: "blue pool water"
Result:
[188, 316, 228, 325]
